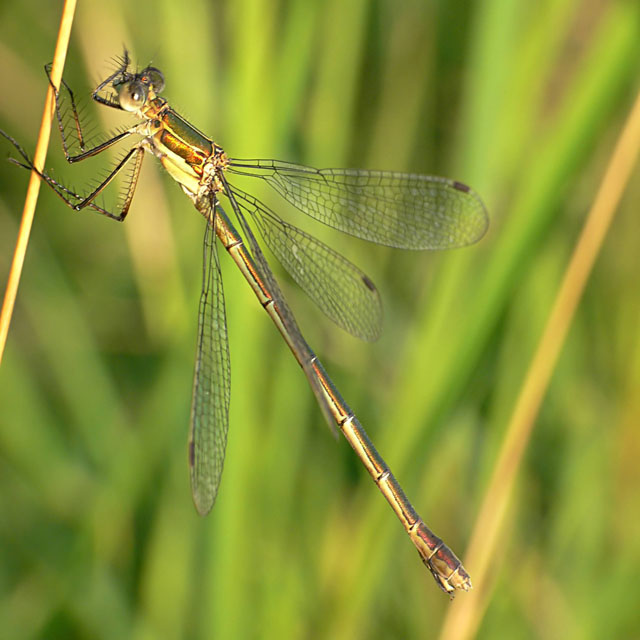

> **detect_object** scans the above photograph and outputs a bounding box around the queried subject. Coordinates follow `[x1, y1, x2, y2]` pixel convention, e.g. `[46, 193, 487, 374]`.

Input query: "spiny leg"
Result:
[45, 51, 135, 163]
[0, 128, 144, 221]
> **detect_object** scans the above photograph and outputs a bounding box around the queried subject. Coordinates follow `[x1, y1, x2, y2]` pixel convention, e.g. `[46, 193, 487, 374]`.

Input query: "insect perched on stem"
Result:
[1, 50, 488, 594]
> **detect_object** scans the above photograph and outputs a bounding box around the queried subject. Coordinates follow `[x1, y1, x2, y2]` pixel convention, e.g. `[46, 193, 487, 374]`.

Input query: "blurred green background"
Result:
[0, 1, 639, 638]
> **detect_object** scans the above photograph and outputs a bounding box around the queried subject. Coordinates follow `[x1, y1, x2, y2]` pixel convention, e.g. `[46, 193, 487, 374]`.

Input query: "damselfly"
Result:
[1, 51, 488, 594]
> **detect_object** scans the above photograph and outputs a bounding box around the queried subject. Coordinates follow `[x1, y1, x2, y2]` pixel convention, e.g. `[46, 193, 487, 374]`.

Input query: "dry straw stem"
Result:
[0, 0, 77, 364]
[440, 85, 640, 640]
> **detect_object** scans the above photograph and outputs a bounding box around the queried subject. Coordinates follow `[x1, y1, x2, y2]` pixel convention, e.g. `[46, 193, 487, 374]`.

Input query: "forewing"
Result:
[228, 160, 489, 250]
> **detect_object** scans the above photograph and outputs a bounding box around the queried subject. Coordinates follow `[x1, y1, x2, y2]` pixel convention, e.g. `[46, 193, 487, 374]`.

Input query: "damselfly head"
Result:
[112, 65, 165, 112]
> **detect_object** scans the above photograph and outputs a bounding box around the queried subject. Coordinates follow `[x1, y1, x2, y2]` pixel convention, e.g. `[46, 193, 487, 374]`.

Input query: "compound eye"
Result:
[118, 80, 148, 111]
[140, 67, 165, 93]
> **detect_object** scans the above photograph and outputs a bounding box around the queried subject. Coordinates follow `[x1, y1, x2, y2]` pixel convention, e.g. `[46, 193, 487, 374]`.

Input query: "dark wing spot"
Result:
[189, 440, 195, 467]
[452, 180, 471, 193]
[362, 274, 377, 292]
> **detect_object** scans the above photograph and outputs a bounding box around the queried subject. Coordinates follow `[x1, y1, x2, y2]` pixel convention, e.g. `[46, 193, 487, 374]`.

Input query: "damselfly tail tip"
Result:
[423, 549, 472, 596]
[437, 565, 472, 597]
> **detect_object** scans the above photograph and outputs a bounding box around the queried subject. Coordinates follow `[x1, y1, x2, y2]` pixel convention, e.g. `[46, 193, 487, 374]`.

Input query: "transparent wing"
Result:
[219, 177, 339, 437]
[230, 186, 383, 342]
[188, 214, 231, 515]
[228, 159, 489, 250]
